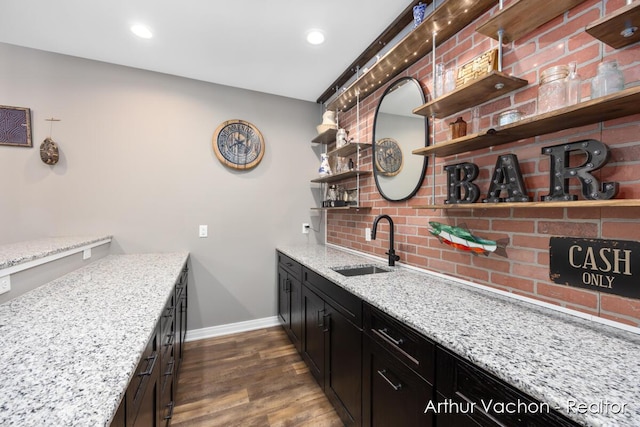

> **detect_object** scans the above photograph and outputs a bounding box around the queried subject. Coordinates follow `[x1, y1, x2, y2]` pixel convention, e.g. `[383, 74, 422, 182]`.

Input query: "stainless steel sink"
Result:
[331, 264, 391, 277]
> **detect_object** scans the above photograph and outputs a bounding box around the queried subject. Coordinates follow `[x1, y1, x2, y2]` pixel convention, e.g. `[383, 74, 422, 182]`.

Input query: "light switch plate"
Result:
[83, 248, 91, 260]
[199, 225, 208, 238]
[365, 227, 372, 241]
[0, 275, 11, 295]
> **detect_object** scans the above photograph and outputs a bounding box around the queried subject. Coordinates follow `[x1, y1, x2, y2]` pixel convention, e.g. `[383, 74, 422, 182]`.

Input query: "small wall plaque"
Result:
[549, 237, 640, 299]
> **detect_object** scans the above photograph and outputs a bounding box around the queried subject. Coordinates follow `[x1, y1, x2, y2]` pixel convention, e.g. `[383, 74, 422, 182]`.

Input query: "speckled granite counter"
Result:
[277, 244, 640, 427]
[0, 235, 113, 270]
[0, 252, 189, 426]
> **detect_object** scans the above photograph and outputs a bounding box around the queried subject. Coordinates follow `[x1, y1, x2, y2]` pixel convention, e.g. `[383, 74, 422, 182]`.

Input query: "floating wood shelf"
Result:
[326, 0, 497, 113]
[412, 71, 528, 119]
[413, 199, 640, 210]
[327, 142, 371, 158]
[310, 170, 371, 184]
[311, 206, 372, 212]
[585, 1, 640, 49]
[476, 0, 588, 43]
[311, 128, 338, 144]
[412, 85, 640, 158]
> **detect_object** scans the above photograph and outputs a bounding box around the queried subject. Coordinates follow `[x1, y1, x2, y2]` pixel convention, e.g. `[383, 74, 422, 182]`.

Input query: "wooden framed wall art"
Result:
[0, 105, 32, 147]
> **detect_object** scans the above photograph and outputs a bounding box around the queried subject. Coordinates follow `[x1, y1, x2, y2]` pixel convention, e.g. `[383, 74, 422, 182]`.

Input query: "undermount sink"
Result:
[331, 264, 391, 277]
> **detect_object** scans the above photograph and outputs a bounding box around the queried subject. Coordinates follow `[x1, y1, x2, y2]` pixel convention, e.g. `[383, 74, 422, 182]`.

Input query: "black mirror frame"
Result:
[372, 76, 429, 202]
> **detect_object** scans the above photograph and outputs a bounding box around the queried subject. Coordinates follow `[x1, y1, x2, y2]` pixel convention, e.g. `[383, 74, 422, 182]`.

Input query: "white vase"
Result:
[319, 153, 332, 177]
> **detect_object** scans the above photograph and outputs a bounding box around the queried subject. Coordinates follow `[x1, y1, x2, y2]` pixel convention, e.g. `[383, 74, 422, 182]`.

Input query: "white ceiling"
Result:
[0, 0, 413, 103]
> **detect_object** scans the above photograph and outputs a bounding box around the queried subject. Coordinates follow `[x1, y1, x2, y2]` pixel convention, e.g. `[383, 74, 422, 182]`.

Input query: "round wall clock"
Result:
[375, 137, 403, 177]
[212, 119, 265, 170]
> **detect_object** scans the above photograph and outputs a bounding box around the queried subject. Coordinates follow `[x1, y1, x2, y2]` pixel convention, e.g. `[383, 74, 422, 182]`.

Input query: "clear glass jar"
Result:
[538, 65, 569, 114]
[434, 63, 445, 98]
[565, 61, 582, 106]
[590, 60, 625, 99]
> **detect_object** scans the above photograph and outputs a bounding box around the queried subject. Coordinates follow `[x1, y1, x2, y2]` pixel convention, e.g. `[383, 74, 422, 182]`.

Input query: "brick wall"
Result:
[327, 0, 640, 326]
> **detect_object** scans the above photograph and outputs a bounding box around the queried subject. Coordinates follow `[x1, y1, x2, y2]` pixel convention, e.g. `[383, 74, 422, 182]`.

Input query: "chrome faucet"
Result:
[371, 214, 400, 266]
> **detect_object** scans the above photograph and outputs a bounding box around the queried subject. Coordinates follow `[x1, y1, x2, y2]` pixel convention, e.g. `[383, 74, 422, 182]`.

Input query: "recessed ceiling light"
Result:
[306, 30, 325, 45]
[131, 24, 153, 39]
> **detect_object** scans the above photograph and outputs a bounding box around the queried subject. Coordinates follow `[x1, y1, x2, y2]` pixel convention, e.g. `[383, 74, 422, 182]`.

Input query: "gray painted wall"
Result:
[0, 42, 324, 330]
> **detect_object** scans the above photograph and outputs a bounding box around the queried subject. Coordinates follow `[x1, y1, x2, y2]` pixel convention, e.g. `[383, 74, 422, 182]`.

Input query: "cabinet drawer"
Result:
[363, 338, 434, 427]
[176, 265, 188, 299]
[364, 302, 434, 383]
[126, 325, 159, 426]
[436, 347, 579, 427]
[161, 293, 175, 336]
[278, 252, 302, 282]
[303, 267, 362, 327]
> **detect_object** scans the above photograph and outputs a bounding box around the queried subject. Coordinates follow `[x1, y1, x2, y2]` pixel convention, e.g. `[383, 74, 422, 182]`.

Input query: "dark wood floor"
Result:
[172, 326, 344, 427]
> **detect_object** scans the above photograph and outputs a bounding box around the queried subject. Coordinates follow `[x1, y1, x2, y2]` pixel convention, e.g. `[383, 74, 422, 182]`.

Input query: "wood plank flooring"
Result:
[172, 326, 344, 427]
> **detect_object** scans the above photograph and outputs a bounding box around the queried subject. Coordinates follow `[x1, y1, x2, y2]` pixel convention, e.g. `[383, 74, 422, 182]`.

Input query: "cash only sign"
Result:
[550, 237, 640, 299]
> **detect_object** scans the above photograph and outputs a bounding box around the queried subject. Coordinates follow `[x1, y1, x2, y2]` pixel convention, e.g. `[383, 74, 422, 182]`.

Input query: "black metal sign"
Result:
[549, 237, 640, 299]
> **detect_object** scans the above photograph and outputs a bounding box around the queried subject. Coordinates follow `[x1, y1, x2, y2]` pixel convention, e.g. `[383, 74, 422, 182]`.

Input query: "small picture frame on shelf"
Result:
[0, 105, 32, 147]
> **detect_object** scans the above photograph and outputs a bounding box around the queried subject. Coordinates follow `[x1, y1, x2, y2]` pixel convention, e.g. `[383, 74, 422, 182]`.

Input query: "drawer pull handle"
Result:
[377, 328, 404, 346]
[138, 352, 158, 377]
[317, 309, 325, 328]
[285, 278, 291, 293]
[164, 358, 175, 376]
[164, 401, 175, 420]
[377, 369, 403, 391]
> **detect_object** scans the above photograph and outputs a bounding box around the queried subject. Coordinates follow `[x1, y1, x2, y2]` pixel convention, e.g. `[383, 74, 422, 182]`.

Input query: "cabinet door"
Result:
[325, 303, 362, 426]
[277, 266, 291, 328]
[301, 285, 327, 387]
[289, 274, 303, 352]
[363, 339, 433, 427]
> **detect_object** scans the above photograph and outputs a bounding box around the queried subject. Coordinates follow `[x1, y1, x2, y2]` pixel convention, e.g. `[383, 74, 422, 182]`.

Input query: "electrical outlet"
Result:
[83, 248, 91, 260]
[0, 275, 11, 295]
[365, 227, 372, 241]
[199, 225, 208, 238]
[302, 223, 310, 234]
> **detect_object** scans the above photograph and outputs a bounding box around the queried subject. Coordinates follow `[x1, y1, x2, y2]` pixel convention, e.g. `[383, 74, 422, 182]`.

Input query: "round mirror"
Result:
[373, 77, 429, 201]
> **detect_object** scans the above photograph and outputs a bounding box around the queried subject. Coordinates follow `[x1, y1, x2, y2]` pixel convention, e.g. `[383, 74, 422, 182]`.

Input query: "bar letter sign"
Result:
[549, 237, 640, 299]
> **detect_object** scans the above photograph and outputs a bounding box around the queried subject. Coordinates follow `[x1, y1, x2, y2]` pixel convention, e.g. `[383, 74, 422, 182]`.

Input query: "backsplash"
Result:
[327, 0, 640, 326]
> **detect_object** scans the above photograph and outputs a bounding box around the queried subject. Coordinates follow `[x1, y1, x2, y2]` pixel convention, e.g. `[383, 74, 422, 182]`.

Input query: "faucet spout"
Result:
[371, 214, 400, 266]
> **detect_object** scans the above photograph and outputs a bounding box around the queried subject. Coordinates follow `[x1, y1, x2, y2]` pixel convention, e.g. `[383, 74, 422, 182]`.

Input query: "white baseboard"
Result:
[185, 316, 280, 342]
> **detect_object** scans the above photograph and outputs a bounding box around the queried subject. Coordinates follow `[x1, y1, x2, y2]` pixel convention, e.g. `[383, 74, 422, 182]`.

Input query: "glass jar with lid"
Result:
[538, 65, 569, 114]
[591, 60, 625, 99]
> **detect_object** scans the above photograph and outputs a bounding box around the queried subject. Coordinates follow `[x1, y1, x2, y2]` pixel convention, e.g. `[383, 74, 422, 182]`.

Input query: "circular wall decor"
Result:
[212, 119, 265, 170]
[375, 137, 403, 177]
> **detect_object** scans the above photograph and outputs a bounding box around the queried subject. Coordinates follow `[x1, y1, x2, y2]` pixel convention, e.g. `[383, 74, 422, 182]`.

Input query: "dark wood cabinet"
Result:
[276, 252, 583, 427]
[277, 252, 303, 352]
[362, 303, 434, 427]
[302, 267, 363, 427]
[436, 346, 580, 427]
[113, 264, 188, 427]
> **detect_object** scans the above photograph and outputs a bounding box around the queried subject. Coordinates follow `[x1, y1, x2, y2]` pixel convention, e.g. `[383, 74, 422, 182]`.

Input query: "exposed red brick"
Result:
[537, 221, 598, 237]
[491, 272, 534, 293]
[537, 283, 598, 308]
[325, 0, 640, 326]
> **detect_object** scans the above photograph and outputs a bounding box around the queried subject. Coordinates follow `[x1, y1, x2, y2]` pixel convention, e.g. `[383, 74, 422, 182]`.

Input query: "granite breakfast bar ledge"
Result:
[0, 251, 189, 426]
[0, 235, 113, 272]
[277, 243, 640, 427]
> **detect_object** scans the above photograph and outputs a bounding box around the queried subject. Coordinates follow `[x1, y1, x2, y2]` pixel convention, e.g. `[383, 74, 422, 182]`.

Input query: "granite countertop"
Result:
[0, 252, 189, 427]
[277, 244, 640, 427]
[0, 235, 113, 270]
